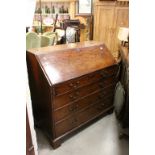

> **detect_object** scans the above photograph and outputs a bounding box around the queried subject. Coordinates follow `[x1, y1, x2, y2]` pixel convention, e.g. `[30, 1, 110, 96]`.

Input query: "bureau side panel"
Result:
[26, 52, 54, 139]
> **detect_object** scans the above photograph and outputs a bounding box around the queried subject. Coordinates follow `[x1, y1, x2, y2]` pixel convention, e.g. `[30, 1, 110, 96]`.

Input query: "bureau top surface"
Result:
[27, 41, 117, 85]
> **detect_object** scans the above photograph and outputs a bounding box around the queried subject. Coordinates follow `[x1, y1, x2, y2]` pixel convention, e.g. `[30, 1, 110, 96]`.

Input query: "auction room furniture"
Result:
[26, 31, 58, 50]
[26, 41, 120, 149]
[93, 0, 129, 59]
[26, 32, 40, 50]
[42, 32, 58, 45]
[62, 19, 81, 43]
[33, 0, 77, 33]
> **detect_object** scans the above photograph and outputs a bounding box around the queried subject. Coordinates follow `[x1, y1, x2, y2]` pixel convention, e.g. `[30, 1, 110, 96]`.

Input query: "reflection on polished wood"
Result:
[28, 41, 116, 84]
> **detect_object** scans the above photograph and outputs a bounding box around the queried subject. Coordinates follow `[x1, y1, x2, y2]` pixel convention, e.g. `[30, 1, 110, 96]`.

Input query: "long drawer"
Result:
[55, 115, 77, 138]
[55, 95, 114, 138]
[54, 84, 116, 122]
[77, 95, 114, 126]
[54, 65, 119, 96]
[53, 76, 117, 109]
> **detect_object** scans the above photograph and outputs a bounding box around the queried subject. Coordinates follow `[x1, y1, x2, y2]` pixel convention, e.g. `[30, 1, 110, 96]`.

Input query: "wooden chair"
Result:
[62, 19, 81, 43]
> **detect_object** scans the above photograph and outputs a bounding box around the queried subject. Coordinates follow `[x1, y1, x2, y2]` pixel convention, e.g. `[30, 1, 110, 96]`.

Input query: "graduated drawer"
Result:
[54, 65, 119, 96]
[53, 76, 117, 109]
[77, 95, 114, 126]
[54, 84, 116, 122]
[54, 96, 114, 138]
[55, 115, 77, 138]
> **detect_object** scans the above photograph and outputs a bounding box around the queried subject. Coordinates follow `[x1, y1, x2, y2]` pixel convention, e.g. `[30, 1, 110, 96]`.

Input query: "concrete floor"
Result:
[36, 113, 129, 155]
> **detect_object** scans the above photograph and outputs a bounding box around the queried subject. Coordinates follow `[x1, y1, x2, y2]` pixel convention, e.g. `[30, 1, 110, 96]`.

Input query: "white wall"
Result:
[26, 0, 38, 155]
[26, 0, 36, 27]
[26, 78, 38, 155]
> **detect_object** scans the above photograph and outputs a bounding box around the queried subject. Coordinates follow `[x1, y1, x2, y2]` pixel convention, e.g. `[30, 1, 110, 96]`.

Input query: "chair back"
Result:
[43, 32, 58, 45]
[26, 31, 57, 50]
[26, 32, 40, 50]
[40, 35, 51, 47]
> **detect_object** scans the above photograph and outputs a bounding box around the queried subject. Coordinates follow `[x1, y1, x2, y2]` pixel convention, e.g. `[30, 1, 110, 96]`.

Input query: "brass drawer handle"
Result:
[69, 95, 73, 98]
[71, 118, 78, 124]
[69, 105, 74, 112]
[69, 83, 74, 87]
[75, 91, 80, 96]
[76, 81, 80, 85]
[69, 81, 79, 89]
[69, 95, 77, 100]
[71, 121, 75, 125]
[69, 91, 79, 100]
[73, 85, 77, 89]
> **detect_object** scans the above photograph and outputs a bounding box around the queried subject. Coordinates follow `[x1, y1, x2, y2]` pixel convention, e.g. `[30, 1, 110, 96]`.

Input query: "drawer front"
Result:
[98, 95, 114, 110]
[54, 103, 75, 123]
[77, 96, 114, 126]
[54, 72, 102, 96]
[54, 94, 98, 123]
[54, 81, 101, 109]
[100, 65, 119, 78]
[77, 102, 104, 126]
[54, 84, 116, 122]
[99, 76, 118, 89]
[76, 84, 115, 112]
[55, 115, 77, 138]
[54, 95, 114, 138]
[54, 65, 119, 96]
[54, 76, 117, 109]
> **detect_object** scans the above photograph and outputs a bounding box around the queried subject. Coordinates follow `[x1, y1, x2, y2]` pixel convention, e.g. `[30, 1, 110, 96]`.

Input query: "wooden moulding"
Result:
[116, 0, 129, 7]
[50, 107, 114, 149]
[95, 0, 129, 7]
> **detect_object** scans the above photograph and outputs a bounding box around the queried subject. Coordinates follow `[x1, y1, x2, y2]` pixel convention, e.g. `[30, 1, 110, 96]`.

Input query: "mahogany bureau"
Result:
[26, 41, 119, 149]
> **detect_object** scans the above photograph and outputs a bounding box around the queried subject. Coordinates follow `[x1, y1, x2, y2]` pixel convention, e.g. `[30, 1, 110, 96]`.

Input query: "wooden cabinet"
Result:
[113, 6, 129, 57]
[27, 41, 119, 149]
[94, 0, 129, 59]
[94, 4, 115, 54]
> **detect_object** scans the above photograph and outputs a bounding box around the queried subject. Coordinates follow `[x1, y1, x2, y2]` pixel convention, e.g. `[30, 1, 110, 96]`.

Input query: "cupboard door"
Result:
[94, 5, 115, 53]
[113, 7, 129, 57]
